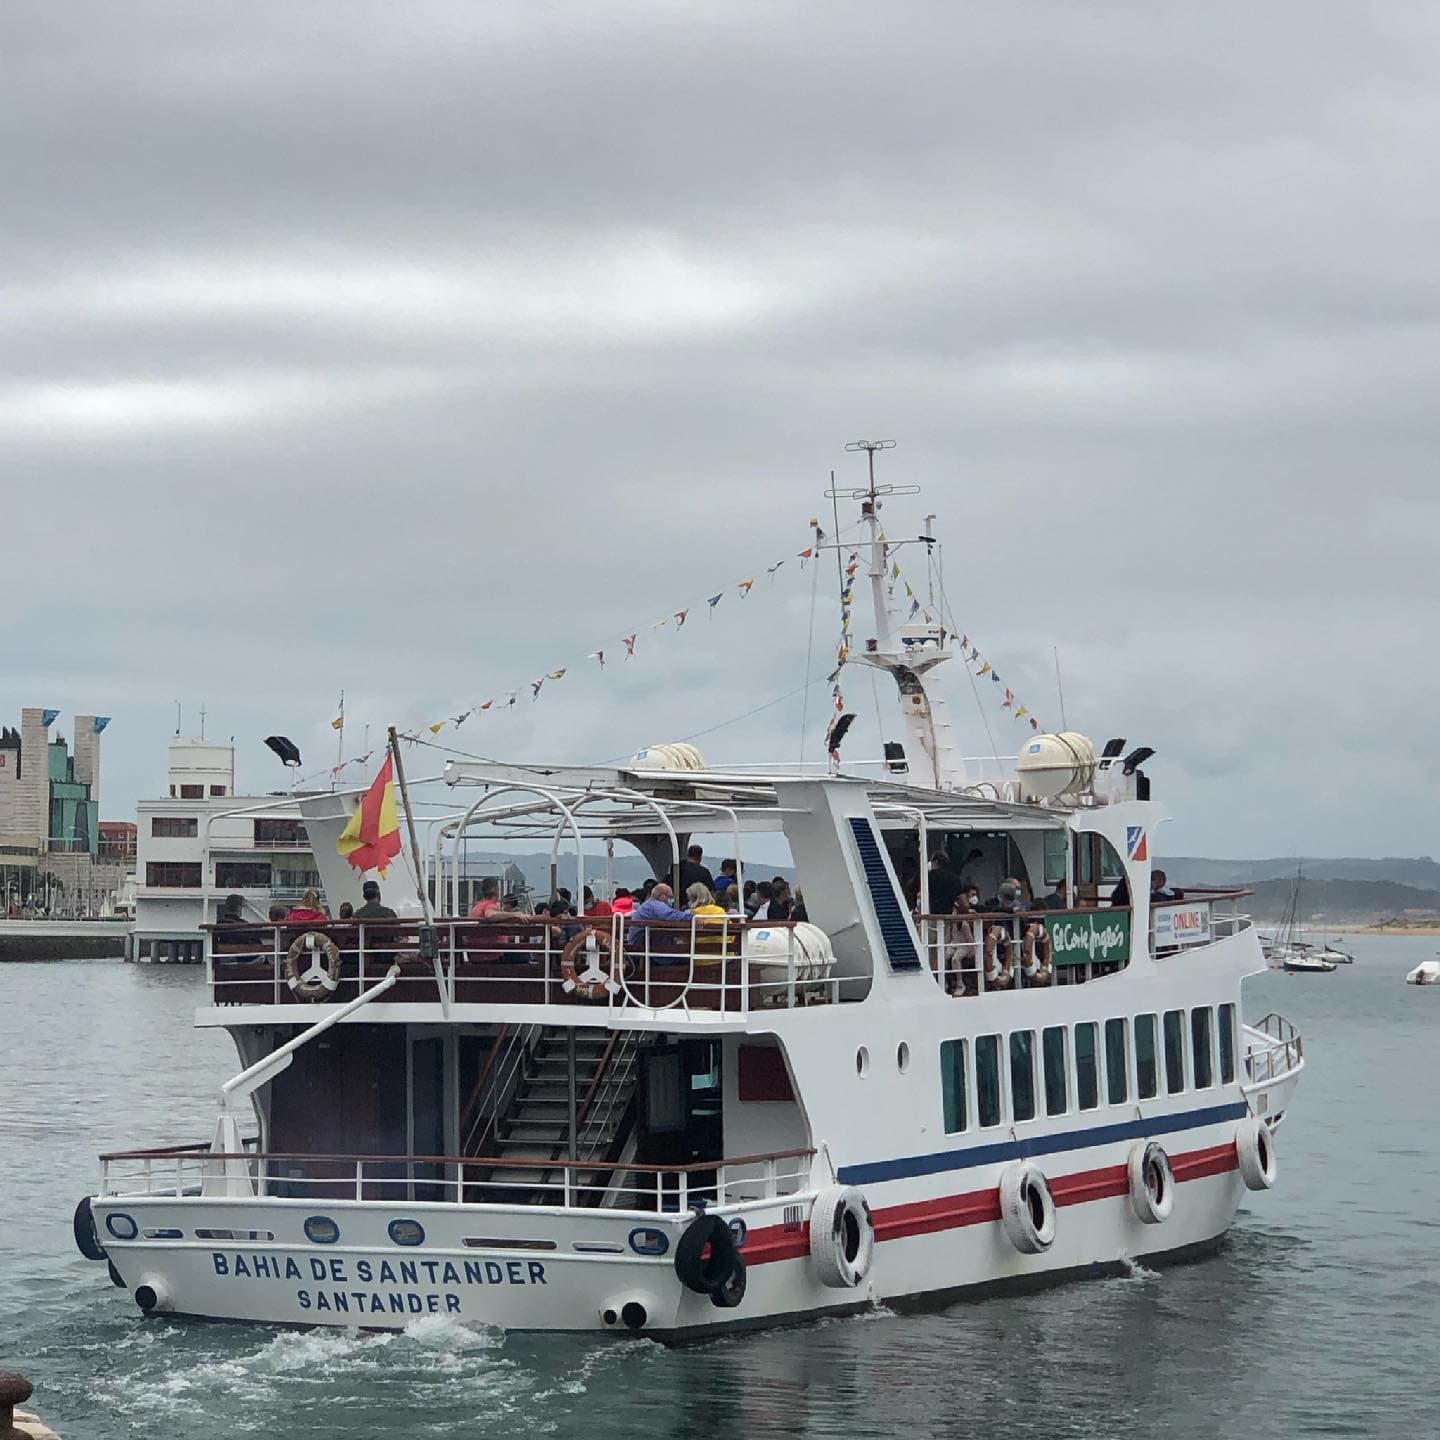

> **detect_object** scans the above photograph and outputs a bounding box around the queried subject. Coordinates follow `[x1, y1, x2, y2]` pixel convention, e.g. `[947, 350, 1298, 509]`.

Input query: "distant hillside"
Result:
[1166, 856, 1440, 890]
[1165, 857, 1440, 923]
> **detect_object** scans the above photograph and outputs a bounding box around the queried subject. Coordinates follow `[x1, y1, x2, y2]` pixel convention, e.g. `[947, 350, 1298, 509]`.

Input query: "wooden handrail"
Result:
[101, 1144, 815, 1174]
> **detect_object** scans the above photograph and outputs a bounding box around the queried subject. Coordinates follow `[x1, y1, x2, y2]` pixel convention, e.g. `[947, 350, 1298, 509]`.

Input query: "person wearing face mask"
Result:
[942, 885, 982, 995]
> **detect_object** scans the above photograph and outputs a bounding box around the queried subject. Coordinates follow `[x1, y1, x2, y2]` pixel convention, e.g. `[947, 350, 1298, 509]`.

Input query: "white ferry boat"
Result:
[73, 464, 1304, 1339]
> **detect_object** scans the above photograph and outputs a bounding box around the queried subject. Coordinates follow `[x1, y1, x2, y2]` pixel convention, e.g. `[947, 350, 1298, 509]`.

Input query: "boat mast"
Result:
[831, 442, 968, 791]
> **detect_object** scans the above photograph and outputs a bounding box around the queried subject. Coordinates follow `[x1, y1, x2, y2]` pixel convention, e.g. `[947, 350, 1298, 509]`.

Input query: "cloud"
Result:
[4, 1, 1436, 858]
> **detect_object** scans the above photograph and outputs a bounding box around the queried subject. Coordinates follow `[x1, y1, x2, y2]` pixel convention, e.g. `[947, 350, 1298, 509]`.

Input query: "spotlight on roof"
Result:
[264, 735, 302, 768]
[1098, 738, 1127, 769]
[1122, 746, 1155, 776]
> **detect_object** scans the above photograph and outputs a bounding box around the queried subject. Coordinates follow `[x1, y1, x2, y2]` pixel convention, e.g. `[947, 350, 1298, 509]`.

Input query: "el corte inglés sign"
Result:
[1044, 911, 1131, 967]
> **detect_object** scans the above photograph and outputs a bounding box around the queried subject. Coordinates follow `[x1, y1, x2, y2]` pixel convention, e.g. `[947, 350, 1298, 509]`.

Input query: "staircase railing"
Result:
[462, 1024, 543, 1157]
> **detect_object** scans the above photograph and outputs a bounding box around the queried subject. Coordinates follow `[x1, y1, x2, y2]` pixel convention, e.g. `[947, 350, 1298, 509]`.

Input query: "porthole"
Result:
[897, 1042, 911, 1074]
[303, 1215, 340, 1245]
[388, 1218, 426, 1247]
[105, 1212, 138, 1241]
[628, 1227, 669, 1257]
[856, 1046, 870, 1077]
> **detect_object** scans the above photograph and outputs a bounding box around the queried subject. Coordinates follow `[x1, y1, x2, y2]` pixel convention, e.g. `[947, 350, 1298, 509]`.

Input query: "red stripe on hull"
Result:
[745, 1140, 1239, 1266]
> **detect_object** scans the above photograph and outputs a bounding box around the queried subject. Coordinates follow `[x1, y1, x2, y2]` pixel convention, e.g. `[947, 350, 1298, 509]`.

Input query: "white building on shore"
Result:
[131, 737, 320, 962]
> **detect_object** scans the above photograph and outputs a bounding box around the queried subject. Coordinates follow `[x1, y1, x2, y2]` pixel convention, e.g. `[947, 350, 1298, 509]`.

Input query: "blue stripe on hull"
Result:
[837, 1099, 1248, 1185]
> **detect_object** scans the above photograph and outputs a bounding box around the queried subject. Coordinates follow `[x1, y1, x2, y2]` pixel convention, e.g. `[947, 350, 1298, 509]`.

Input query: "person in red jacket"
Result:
[287, 889, 329, 924]
[582, 885, 613, 918]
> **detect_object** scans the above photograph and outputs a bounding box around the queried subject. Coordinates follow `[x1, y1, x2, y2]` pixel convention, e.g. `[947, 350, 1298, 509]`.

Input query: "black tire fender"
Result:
[73, 1196, 107, 1262]
[710, 1253, 747, 1309]
[673, 1212, 737, 1296]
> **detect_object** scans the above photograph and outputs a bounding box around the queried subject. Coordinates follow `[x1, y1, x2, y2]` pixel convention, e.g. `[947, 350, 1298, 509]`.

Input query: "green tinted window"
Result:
[1010, 1031, 1036, 1122]
[1135, 1014, 1158, 1099]
[1104, 1017, 1129, 1105]
[976, 1035, 1002, 1127]
[1218, 1003, 1237, 1084]
[941, 1039, 968, 1134]
[1042, 1026, 1068, 1115]
[1163, 1009, 1186, 1094]
[1075, 1022, 1099, 1110]
[1191, 1008, 1214, 1089]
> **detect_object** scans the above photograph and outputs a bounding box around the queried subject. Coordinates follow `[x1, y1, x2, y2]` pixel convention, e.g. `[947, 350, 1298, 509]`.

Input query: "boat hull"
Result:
[92, 1144, 1254, 1337]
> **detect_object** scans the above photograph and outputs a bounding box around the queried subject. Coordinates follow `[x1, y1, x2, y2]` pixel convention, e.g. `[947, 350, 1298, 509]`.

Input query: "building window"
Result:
[975, 1034, 1002, 1128]
[1135, 1014, 1158, 1099]
[210, 785, 227, 797]
[215, 861, 273, 889]
[940, 1039, 968, 1134]
[1104, 1017, 1129, 1105]
[1218, 1003, 1237, 1084]
[1163, 1009, 1186, 1094]
[145, 862, 201, 888]
[1042, 1025, 1068, 1116]
[1009, 1031, 1036, 1122]
[254, 818, 305, 847]
[178, 784, 204, 799]
[150, 816, 198, 839]
[1074, 1022, 1099, 1110]
[1191, 1007, 1214, 1089]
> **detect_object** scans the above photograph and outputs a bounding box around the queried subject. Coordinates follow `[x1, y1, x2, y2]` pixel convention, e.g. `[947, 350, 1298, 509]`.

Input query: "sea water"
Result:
[3, 940, 1438, 1438]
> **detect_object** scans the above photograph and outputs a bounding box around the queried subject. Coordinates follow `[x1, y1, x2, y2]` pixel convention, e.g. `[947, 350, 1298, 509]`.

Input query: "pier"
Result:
[0, 919, 129, 962]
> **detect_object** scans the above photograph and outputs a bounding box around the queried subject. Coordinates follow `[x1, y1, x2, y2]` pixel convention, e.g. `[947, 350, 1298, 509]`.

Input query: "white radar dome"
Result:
[1016, 732, 1097, 801]
[629, 742, 707, 771]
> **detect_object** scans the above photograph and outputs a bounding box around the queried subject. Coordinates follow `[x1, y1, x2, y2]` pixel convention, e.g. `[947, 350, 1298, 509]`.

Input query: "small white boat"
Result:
[1280, 950, 1336, 974]
[1405, 959, 1440, 986]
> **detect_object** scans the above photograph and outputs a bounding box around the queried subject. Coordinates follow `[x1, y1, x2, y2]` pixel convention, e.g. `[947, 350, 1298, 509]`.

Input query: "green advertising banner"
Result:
[1044, 912, 1131, 967]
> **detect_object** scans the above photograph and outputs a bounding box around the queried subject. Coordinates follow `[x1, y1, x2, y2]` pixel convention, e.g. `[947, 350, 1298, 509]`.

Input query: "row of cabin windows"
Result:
[940, 1003, 1238, 1134]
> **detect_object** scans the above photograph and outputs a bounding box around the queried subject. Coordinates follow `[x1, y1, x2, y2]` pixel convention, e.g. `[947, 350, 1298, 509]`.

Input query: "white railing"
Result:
[98, 1144, 815, 1212]
[919, 910, 1129, 995]
[207, 915, 839, 1016]
[1243, 1013, 1304, 1086]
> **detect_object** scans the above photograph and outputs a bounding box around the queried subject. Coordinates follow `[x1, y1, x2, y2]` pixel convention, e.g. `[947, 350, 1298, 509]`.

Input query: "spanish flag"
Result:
[336, 754, 402, 876]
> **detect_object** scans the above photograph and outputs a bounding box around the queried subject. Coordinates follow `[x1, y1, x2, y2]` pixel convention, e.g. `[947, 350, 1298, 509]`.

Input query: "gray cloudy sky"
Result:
[6, 3, 1437, 858]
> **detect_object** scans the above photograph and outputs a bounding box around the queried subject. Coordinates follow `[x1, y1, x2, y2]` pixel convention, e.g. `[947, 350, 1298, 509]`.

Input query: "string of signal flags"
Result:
[821, 522, 1044, 763]
[319, 519, 1045, 786]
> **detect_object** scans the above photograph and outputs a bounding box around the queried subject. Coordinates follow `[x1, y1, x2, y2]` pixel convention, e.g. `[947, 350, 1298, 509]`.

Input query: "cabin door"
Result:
[407, 1027, 454, 1200]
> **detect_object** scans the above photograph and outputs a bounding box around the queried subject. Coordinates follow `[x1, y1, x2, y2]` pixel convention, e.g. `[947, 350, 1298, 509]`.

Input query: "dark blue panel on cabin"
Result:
[848, 816, 922, 972]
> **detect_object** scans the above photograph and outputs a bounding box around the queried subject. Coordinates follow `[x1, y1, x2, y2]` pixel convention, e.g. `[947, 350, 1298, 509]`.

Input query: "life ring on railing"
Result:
[285, 932, 342, 1001]
[1235, 1115, 1278, 1191]
[561, 928, 619, 1001]
[985, 925, 1013, 989]
[1126, 1141, 1174, 1224]
[1021, 925, 1053, 986]
[998, 1161, 1056, 1253]
[674, 1210, 739, 1299]
[809, 1185, 874, 1288]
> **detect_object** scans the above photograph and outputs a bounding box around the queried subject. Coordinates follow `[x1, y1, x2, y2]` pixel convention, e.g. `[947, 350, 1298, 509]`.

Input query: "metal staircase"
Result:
[462, 1025, 643, 1203]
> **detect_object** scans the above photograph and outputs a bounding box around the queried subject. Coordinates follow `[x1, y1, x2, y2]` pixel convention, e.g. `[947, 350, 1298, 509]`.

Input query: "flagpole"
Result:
[388, 726, 434, 927]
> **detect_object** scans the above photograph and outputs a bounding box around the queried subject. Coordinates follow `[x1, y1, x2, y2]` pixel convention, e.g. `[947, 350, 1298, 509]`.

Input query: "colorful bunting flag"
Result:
[588, 651, 605, 668]
[674, 610, 689, 628]
[623, 634, 636, 658]
[708, 593, 723, 610]
[738, 578, 755, 596]
[548, 668, 567, 681]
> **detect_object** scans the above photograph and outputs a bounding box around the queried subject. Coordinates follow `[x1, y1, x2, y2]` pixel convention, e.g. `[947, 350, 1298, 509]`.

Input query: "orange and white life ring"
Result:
[985, 925, 1013, 989]
[561, 928, 619, 1001]
[285, 932, 342, 1001]
[1022, 924, 1053, 986]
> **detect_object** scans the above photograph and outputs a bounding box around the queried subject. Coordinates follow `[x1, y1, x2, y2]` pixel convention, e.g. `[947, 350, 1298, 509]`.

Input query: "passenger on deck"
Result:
[769, 879, 793, 921]
[611, 887, 635, 915]
[267, 904, 288, 922]
[680, 845, 715, 893]
[980, 878, 1026, 915]
[1109, 875, 1131, 908]
[287, 889, 329, 924]
[742, 879, 757, 913]
[337, 902, 354, 920]
[713, 858, 739, 895]
[626, 882, 691, 947]
[355, 881, 397, 920]
[1039, 878, 1070, 910]
[687, 883, 726, 918]
[944, 889, 980, 994]
[750, 881, 775, 920]
[1150, 870, 1183, 902]
[583, 886, 613, 918]
[468, 878, 501, 919]
[927, 851, 963, 916]
[790, 889, 808, 923]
